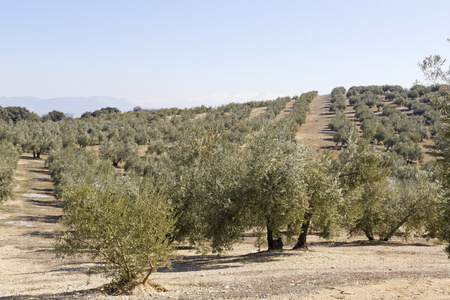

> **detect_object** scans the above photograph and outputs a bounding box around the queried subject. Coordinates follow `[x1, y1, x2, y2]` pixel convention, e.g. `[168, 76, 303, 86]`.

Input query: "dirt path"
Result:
[276, 101, 294, 120]
[0, 154, 107, 298]
[295, 95, 338, 153]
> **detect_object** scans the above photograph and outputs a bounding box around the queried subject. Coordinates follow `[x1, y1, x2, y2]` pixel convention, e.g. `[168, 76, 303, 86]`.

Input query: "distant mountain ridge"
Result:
[0, 96, 136, 117]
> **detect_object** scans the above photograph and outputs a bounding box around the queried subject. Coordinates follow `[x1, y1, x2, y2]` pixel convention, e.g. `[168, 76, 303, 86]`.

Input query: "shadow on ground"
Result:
[158, 249, 300, 273]
[18, 215, 62, 224]
[27, 199, 61, 209]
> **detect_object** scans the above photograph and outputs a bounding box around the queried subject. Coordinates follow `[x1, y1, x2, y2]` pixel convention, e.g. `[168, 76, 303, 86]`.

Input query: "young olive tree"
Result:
[54, 177, 176, 284]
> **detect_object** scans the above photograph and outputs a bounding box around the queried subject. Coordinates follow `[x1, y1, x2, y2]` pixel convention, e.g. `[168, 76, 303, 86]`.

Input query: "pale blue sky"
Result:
[1, 1, 449, 109]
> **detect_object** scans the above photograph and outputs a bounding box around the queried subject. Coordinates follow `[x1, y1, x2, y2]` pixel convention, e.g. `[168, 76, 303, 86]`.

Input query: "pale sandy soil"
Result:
[295, 95, 338, 154]
[276, 101, 294, 120]
[249, 107, 267, 119]
[0, 154, 449, 299]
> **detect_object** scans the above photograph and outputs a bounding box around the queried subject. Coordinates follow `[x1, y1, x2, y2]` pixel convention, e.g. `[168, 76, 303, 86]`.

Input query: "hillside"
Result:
[0, 87, 448, 298]
[295, 94, 335, 151]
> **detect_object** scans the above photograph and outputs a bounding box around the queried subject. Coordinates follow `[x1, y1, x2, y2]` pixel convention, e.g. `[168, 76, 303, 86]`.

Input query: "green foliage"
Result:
[1, 106, 39, 123]
[334, 138, 391, 240]
[21, 121, 59, 158]
[100, 138, 139, 167]
[330, 87, 347, 113]
[81, 107, 121, 118]
[0, 141, 21, 202]
[377, 171, 439, 241]
[291, 151, 342, 248]
[48, 147, 176, 283]
[47, 147, 117, 198]
[54, 178, 176, 284]
[43, 110, 67, 122]
[155, 133, 250, 253]
[419, 50, 450, 257]
[329, 113, 359, 147]
[1, 88, 443, 259]
[246, 121, 308, 249]
[288, 91, 317, 125]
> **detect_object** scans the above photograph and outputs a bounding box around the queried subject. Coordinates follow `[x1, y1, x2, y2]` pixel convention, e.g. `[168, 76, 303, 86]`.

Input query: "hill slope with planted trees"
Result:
[0, 83, 449, 290]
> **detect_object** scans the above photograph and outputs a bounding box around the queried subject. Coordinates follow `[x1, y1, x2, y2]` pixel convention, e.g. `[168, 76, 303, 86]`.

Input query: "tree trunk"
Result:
[267, 226, 282, 250]
[294, 221, 310, 249]
[143, 262, 154, 284]
[113, 158, 121, 167]
[293, 213, 312, 249]
[380, 216, 410, 241]
[363, 228, 374, 241]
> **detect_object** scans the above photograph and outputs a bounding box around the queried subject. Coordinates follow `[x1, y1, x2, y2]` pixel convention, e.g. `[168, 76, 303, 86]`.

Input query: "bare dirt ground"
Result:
[276, 101, 294, 120]
[295, 95, 338, 155]
[249, 107, 267, 119]
[0, 154, 449, 299]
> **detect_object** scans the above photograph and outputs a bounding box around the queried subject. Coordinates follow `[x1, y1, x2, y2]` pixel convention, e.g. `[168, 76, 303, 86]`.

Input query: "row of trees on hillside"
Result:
[329, 68, 450, 256]
[329, 84, 440, 163]
[329, 87, 347, 113]
[0, 141, 21, 202]
[0, 94, 314, 163]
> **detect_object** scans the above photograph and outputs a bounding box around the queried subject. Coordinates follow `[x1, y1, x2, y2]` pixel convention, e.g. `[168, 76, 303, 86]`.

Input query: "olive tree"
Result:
[100, 138, 139, 167]
[334, 138, 391, 240]
[156, 132, 250, 253]
[246, 121, 307, 250]
[54, 177, 176, 284]
[377, 171, 439, 241]
[420, 50, 450, 256]
[292, 151, 342, 249]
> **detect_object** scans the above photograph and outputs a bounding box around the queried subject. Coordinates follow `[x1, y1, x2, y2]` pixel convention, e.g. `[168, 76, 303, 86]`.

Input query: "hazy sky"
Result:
[1, 1, 449, 109]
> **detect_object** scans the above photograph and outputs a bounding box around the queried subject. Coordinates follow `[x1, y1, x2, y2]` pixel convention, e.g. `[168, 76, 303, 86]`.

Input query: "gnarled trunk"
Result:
[293, 217, 311, 249]
[293, 211, 313, 249]
[267, 226, 283, 250]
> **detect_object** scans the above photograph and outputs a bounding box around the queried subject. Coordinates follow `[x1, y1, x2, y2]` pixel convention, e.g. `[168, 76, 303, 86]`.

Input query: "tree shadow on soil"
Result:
[0, 287, 106, 300]
[309, 240, 433, 248]
[29, 187, 54, 194]
[24, 231, 55, 239]
[29, 169, 50, 175]
[27, 199, 62, 208]
[19, 155, 43, 161]
[158, 249, 299, 273]
[18, 215, 62, 224]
